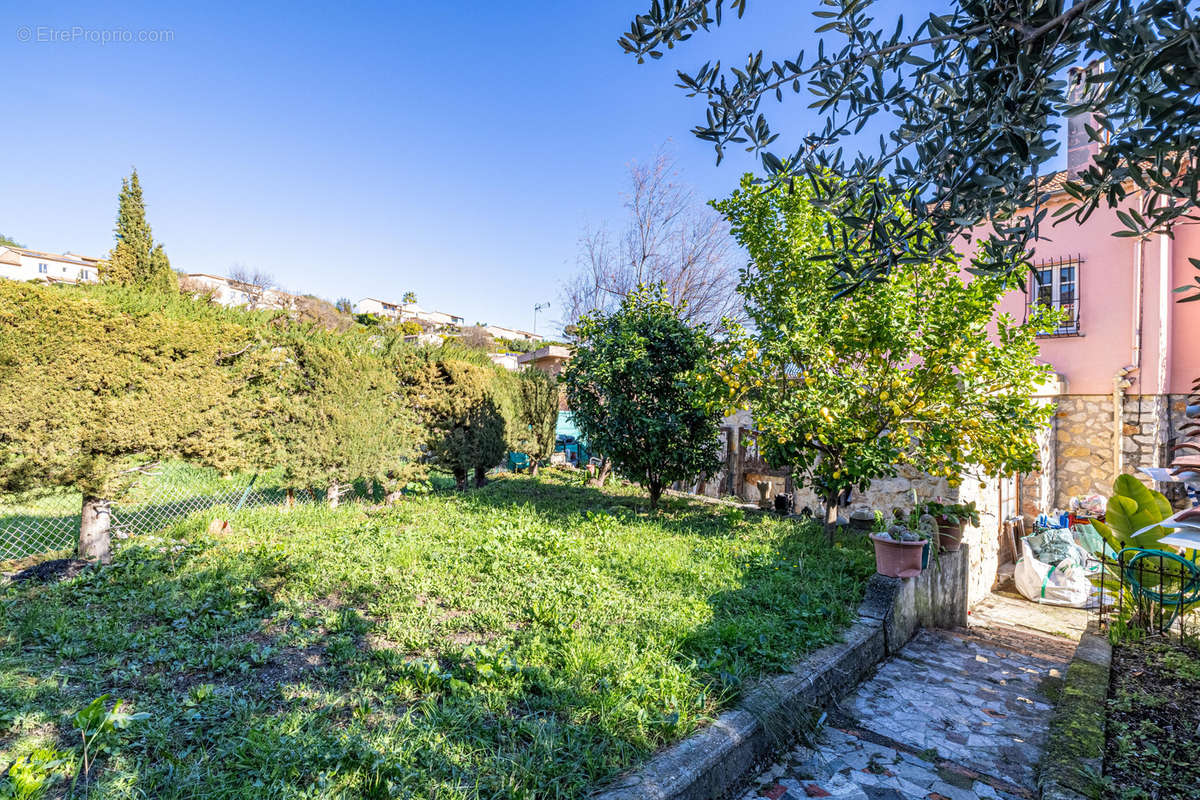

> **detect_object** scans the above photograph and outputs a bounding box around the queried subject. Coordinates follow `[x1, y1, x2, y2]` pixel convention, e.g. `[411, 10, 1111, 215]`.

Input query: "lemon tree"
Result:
[714, 175, 1055, 538]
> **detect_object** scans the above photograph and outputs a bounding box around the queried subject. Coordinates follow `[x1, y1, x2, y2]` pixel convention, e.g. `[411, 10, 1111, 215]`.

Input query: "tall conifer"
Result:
[101, 169, 177, 292]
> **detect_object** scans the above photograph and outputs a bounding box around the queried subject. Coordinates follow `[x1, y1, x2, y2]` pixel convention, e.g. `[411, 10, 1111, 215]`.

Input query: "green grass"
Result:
[1, 462, 379, 560]
[0, 471, 873, 799]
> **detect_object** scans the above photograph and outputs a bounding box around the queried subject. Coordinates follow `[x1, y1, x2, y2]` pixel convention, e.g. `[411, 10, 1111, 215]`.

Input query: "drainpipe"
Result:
[1153, 232, 1173, 467]
[1131, 212, 1145, 376]
[1125, 191, 1148, 479]
[1113, 366, 1137, 482]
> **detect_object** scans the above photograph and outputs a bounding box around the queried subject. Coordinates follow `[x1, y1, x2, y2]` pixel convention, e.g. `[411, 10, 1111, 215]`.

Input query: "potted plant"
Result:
[869, 519, 932, 578]
[917, 499, 979, 552]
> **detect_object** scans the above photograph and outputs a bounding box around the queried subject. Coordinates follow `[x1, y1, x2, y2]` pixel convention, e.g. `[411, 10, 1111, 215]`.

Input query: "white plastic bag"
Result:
[1014, 534, 1099, 608]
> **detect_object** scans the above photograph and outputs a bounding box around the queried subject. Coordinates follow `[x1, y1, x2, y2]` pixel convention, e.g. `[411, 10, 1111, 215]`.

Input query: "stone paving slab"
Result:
[740, 616, 1075, 800]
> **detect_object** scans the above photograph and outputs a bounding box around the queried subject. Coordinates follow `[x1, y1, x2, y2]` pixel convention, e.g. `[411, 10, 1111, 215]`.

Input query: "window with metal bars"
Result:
[1027, 255, 1082, 337]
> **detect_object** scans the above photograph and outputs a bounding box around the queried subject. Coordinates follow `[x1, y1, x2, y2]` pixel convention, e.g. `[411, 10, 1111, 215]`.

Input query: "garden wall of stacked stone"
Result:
[788, 464, 951, 521]
[593, 548, 970, 800]
[954, 471, 1006, 607]
[1048, 393, 1190, 509]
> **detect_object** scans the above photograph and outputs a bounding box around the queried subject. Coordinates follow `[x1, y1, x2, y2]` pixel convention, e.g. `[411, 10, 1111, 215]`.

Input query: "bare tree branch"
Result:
[560, 148, 742, 333]
[228, 264, 276, 310]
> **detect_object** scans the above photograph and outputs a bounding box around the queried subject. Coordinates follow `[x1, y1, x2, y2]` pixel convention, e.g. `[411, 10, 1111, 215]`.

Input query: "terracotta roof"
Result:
[1036, 170, 1071, 195]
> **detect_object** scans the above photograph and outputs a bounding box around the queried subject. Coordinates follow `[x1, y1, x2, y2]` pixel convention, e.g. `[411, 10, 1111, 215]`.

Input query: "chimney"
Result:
[1066, 60, 1106, 175]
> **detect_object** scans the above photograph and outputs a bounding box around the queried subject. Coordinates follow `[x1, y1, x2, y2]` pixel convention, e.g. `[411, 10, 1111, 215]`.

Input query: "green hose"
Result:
[1116, 547, 1200, 630]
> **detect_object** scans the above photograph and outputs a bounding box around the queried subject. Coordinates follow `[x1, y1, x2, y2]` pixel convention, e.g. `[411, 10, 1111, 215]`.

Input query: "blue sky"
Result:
[0, 1, 943, 334]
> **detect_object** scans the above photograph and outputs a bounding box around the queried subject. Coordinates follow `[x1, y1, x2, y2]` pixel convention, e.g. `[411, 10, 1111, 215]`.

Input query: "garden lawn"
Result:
[0, 471, 873, 799]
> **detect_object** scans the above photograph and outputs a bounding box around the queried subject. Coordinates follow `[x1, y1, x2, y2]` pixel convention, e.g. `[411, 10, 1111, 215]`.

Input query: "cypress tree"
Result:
[100, 169, 177, 292]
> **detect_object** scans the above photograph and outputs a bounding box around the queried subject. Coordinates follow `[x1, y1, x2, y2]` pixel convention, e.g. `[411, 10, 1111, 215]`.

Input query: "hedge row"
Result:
[0, 281, 558, 554]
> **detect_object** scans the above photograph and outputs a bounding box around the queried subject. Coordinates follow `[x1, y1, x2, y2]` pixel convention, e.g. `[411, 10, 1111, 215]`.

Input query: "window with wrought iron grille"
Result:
[1028, 256, 1082, 337]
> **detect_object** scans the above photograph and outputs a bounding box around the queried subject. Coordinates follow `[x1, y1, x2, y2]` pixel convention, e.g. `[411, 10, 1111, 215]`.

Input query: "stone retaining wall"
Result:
[1036, 620, 1111, 800]
[790, 465, 950, 520]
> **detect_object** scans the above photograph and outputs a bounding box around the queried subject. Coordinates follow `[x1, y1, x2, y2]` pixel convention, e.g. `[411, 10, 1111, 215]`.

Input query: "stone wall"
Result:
[955, 474, 1009, 607]
[792, 466, 950, 520]
[1019, 398, 1057, 520]
[1042, 393, 1190, 510]
[1054, 395, 1115, 503]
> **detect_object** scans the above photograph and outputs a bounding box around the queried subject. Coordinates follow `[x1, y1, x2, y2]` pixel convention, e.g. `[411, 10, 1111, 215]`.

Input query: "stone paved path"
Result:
[741, 593, 1084, 800]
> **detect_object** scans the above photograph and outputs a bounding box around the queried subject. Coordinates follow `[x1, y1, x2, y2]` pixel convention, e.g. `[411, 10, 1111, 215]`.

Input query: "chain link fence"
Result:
[1, 461, 377, 561]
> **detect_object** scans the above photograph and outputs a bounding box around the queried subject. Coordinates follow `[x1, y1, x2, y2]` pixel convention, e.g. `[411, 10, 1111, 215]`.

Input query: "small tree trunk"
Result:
[285, 488, 295, 510]
[823, 490, 840, 544]
[648, 481, 664, 510]
[530, 460, 540, 477]
[79, 495, 112, 564]
[454, 468, 468, 491]
[327, 482, 340, 509]
[474, 466, 487, 488]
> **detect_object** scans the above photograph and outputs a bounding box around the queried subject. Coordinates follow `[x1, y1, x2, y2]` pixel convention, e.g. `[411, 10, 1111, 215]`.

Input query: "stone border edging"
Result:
[591, 552, 973, 800]
[1036, 620, 1111, 800]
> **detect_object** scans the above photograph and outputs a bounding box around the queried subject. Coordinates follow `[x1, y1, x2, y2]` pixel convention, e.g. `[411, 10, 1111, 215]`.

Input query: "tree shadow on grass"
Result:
[0, 479, 873, 799]
[1, 477, 393, 561]
[460, 473, 756, 540]
[1, 547, 474, 797]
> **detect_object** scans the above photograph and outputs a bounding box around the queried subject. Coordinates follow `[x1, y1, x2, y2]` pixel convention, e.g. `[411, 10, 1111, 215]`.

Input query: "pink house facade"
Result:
[988, 185, 1200, 516]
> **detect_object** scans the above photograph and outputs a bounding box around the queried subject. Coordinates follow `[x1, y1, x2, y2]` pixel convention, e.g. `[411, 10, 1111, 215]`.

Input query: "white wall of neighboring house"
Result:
[184, 273, 291, 309]
[355, 298, 465, 328]
[356, 297, 401, 319]
[422, 308, 465, 327]
[487, 352, 521, 371]
[0, 246, 101, 284]
[482, 324, 542, 342]
[405, 332, 444, 346]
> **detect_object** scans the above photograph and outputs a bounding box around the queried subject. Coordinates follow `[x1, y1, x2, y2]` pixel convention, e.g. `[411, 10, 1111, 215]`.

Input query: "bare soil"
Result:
[1104, 637, 1200, 799]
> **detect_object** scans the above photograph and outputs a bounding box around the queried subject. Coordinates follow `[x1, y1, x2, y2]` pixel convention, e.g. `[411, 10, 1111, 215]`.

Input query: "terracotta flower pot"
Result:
[936, 516, 964, 552]
[870, 533, 926, 578]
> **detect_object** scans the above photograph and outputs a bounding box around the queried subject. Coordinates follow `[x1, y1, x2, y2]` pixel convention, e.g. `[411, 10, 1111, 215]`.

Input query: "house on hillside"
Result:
[182, 273, 294, 310]
[482, 323, 543, 343]
[355, 297, 464, 328]
[487, 352, 521, 371]
[0, 246, 101, 284]
[517, 345, 571, 378]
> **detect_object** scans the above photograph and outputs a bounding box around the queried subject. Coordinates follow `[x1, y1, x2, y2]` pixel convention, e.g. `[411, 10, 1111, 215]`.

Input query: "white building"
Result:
[0, 246, 101, 284]
[182, 273, 293, 310]
[487, 352, 521, 371]
[355, 297, 465, 328]
[481, 323, 543, 343]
